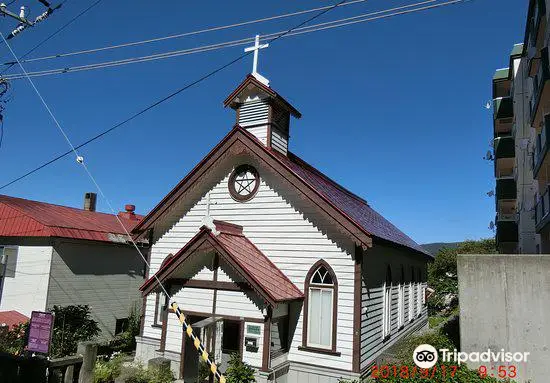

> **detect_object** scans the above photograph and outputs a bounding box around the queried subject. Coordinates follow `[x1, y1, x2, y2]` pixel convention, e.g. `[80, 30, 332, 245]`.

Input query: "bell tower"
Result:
[223, 75, 301, 155]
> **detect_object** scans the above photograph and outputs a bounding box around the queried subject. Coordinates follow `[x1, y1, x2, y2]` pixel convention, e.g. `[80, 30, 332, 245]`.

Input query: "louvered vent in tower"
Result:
[238, 98, 269, 127]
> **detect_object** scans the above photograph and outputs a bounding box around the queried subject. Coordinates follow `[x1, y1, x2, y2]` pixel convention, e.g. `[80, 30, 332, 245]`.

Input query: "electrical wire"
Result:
[0, 0, 472, 191]
[7, 0, 370, 66]
[1, 0, 103, 75]
[0, 0, 349, 319]
[2, 0, 468, 80]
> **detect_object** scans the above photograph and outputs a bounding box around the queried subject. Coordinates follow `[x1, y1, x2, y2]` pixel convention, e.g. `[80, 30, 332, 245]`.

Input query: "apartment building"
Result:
[492, 0, 550, 253]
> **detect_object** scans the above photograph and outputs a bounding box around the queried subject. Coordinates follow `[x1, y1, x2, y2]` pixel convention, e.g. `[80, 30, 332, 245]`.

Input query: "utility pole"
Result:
[0, 1, 63, 40]
[0, 3, 33, 25]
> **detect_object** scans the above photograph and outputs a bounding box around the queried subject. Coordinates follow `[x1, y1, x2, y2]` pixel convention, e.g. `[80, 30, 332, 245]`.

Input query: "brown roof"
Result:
[223, 75, 302, 118]
[0, 194, 143, 244]
[140, 221, 303, 304]
[132, 127, 431, 258]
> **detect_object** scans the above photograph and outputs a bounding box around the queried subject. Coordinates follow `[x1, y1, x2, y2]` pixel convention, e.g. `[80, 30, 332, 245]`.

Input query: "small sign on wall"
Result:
[246, 324, 261, 336]
[27, 311, 54, 354]
[245, 324, 261, 353]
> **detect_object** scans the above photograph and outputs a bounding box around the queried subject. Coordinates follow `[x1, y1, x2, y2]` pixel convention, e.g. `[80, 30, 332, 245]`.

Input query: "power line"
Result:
[2, 0, 468, 81]
[1, 0, 104, 75]
[0, 0, 348, 284]
[0, 0, 472, 192]
[8, 0, 370, 66]
[0, 3, 348, 379]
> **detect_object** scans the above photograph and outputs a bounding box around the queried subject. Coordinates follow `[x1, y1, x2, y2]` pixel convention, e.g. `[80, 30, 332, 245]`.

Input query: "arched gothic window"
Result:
[408, 267, 415, 322]
[382, 266, 392, 339]
[303, 260, 338, 351]
[398, 266, 405, 329]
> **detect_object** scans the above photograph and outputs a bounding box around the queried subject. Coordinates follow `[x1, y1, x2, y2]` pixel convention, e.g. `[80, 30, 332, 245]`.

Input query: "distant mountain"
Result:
[421, 242, 461, 256]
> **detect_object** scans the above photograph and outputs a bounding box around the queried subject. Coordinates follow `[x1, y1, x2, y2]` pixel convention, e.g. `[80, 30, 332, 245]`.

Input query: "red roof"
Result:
[0, 311, 28, 329]
[0, 194, 143, 244]
[141, 221, 303, 304]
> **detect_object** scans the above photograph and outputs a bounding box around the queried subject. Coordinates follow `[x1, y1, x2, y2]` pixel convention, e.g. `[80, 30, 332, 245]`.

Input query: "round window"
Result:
[228, 165, 260, 202]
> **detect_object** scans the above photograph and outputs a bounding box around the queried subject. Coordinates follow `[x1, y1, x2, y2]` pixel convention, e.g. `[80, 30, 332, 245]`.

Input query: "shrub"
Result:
[94, 358, 174, 383]
[0, 322, 29, 355]
[339, 363, 516, 383]
[225, 353, 256, 383]
[100, 305, 141, 354]
[93, 354, 125, 383]
[50, 305, 100, 357]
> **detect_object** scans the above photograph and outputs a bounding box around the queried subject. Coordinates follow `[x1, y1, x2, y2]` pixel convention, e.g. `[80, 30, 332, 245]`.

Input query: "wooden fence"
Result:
[0, 342, 96, 383]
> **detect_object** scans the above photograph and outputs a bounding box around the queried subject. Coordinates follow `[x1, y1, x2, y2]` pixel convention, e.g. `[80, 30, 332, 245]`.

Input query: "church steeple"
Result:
[223, 35, 301, 155]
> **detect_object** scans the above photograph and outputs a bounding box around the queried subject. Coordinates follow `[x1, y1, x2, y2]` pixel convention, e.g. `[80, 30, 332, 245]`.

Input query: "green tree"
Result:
[428, 239, 496, 315]
[50, 305, 100, 357]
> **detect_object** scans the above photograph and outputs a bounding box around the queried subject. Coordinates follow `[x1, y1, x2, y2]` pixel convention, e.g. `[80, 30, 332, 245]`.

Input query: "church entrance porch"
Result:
[181, 315, 242, 383]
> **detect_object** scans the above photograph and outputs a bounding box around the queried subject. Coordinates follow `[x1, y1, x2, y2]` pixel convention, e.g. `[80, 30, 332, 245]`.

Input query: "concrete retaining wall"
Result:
[457, 254, 550, 383]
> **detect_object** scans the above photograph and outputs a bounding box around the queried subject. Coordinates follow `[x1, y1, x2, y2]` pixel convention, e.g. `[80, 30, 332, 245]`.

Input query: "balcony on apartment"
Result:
[533, 114, 550, 178]
[496, 218, 519, 252]
[492, 69, 513, 137]
[535, 186, 550, 233]
[494, 96, 514, 121]
[495, 177, 517, 202]
[530, 47, 550, 126]
[494, 136, 515, 183]
[526, 0, 547, 62]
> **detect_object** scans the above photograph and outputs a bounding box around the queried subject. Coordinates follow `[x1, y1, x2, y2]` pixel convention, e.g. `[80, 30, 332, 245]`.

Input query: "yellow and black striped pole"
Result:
[171, 302, 226, 383]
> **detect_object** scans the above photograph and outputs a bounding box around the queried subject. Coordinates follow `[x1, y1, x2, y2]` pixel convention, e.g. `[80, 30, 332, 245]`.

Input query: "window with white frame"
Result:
[154, 293, 166, 326]
[382, 266, 392, 339]
[306, 262, 336, 350]
[408, 267, 414, 322]
[397, 267, 405, 329]
[416, 269, 422, 316]
[0, 246, 18, 278]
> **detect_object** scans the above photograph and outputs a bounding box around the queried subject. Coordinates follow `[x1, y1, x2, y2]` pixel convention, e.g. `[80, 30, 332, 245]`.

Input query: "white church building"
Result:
[132, 64, 431, 382]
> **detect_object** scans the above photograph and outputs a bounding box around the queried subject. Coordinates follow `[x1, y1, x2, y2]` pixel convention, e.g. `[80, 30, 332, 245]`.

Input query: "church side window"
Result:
[304, 260, 337, 351]
[408, 267, 414, 322]
[154, 293, 166, 326]
[382, 266, 392, 339]
[398, 266, 405, 329]
[417, 269, 422, 316]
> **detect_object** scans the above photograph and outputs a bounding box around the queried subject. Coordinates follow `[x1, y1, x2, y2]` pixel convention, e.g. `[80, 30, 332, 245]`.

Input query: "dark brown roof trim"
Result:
[223, 75, 302, 118]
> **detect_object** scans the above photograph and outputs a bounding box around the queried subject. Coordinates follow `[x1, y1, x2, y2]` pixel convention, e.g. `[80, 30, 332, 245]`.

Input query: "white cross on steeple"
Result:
[244, 34, 269, 76]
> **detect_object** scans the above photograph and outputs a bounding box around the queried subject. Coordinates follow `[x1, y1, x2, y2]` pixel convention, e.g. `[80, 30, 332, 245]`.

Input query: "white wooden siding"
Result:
[359, 246, 428, 372]
[145, 170, 355, 372]
[0, 246, 51, 316]
[246, 126, 268, 146]
[360, 282, 427, 370]
[243, 320, 264, 368]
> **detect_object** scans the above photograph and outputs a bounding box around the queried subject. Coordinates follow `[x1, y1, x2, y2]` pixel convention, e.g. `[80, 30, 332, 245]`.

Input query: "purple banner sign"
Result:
[27, 311, 54, 354]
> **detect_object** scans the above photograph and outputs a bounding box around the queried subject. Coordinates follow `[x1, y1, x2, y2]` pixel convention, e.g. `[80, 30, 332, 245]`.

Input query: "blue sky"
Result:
[0, 0, 526, 244]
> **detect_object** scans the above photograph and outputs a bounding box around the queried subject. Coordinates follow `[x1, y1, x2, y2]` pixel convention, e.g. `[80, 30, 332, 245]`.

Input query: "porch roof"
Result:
[140, 221, 303, 305]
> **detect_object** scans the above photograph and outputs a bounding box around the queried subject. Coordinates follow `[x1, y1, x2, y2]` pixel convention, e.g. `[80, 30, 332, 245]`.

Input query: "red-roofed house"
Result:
[132, 74, 432, 382]
[0, 193, 149, 340]
[0, 310, 28, 329]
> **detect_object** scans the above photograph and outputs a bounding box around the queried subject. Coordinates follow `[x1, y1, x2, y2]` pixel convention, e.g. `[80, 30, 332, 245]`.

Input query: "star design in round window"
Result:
[228, 165, 260, 202]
